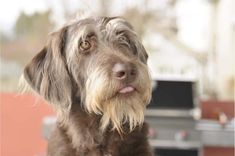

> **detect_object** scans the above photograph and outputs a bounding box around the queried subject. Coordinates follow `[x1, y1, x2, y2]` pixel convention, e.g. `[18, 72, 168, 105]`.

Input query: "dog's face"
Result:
[23, 17, 152, 133]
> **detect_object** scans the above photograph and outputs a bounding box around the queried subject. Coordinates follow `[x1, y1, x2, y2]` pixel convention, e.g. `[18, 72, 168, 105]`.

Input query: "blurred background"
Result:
[0, 0, 234, 156]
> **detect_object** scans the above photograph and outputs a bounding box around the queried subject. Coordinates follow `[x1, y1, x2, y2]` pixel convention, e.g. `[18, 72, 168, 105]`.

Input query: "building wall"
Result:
[215, 0, 235, 100]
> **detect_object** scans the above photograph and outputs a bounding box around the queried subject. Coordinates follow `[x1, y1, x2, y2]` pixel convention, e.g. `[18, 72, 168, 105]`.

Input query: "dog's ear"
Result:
[23, 27, 72, 116]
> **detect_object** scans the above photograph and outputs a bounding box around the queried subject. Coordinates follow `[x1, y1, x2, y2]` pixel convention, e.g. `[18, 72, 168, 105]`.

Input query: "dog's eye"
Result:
[118, 36, 130, 46]
[79, 40, 91, 51]
[118, 36, 128, 42]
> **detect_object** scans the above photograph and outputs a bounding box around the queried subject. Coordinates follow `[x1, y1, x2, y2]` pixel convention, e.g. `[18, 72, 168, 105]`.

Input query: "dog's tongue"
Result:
[119, 86, 134, 94]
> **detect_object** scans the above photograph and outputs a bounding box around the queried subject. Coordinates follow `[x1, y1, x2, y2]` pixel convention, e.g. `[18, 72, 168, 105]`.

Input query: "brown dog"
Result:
[23, 16, 153, 156]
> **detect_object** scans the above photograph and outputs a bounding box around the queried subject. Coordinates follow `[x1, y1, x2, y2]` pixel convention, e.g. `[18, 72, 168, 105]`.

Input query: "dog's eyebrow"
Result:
[86, 32, 96, 38]
[115, 29, 135, 40]
[80, 31, 97, 42]
[79, 24, 97, 40]
[115, 30, 126, 35]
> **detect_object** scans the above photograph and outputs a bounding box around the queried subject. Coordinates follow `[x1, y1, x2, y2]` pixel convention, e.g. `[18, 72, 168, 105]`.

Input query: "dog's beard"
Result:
[100, 94, 146, 134]
[85, 65, 151, 134]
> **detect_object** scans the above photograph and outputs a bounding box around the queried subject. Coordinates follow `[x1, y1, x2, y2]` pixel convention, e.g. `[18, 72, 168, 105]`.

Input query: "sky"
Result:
[0, 0, 214, 52]
[0, 0, 49, 34]
[0, 0, 143, 35]
[0, 0, 105, 35]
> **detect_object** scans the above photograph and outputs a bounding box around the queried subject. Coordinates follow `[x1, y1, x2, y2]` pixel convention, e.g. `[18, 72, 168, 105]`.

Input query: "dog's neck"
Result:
[55, 101, 148, 155]
[59, 102, 118, 152]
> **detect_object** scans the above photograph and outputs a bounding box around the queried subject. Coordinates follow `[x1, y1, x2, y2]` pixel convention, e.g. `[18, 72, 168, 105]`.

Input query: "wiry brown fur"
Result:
[23, 16, 153, 156]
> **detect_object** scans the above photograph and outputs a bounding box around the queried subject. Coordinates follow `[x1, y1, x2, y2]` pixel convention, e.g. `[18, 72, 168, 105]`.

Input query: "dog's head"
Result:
[23, 17, 152, 133]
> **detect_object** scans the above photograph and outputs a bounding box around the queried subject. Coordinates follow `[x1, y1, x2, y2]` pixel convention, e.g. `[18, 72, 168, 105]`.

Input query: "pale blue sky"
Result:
[0, 0, 212, 52]
[0, 0, 146, 35]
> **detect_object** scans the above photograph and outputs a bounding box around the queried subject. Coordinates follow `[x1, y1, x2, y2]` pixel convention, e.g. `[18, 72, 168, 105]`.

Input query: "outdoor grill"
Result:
[145, 79, 201, 156]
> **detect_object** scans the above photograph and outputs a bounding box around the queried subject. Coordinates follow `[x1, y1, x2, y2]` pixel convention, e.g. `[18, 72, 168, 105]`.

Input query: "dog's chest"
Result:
[77, 131, 122, 156]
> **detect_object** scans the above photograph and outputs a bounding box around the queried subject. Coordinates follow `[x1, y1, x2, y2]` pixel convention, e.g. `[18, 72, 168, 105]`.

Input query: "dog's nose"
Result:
[112, 63, 136, 81]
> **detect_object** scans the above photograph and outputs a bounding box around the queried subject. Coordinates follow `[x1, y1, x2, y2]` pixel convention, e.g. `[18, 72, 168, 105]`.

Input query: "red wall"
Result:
[203, 147, 234, 156]
[200, 100, 234, 120]
[1, 93, 55, 156]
